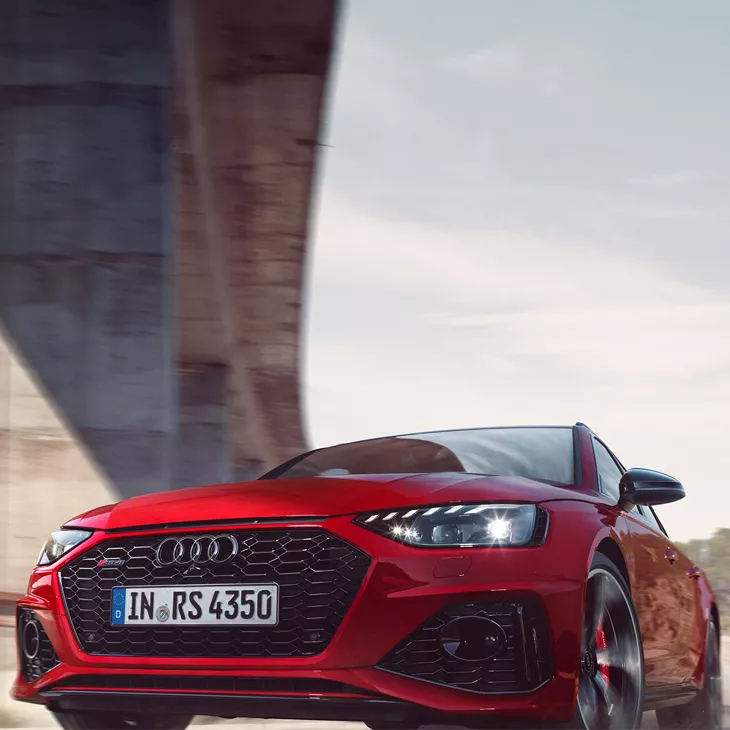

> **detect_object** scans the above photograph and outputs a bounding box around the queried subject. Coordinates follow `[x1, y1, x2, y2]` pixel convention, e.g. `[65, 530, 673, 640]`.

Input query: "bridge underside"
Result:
[175, 0, 336, 481]
[0, 0, 336, 594]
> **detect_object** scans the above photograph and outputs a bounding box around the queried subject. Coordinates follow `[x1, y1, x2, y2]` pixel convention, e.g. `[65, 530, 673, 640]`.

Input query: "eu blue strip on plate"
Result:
[111, 588, 126, 625]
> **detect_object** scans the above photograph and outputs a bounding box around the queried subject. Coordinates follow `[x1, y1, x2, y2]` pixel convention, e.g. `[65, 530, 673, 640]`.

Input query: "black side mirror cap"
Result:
[618, 468, 685, 511]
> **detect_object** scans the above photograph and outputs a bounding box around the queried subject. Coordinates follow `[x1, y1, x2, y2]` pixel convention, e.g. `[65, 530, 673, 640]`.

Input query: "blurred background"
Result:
[1, 0, 729, 725]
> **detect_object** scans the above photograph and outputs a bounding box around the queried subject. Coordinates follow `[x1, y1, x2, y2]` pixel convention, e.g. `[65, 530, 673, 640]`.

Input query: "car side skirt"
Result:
[643, 685, 700, 711]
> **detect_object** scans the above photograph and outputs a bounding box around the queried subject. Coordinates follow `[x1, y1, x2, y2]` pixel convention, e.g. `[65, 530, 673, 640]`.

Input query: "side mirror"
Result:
[618, 468, 685, 511]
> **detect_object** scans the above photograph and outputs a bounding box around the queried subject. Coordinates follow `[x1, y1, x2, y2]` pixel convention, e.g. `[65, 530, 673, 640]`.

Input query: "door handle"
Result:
[687, 566, 702, 580]
[664, 548, 678, 565]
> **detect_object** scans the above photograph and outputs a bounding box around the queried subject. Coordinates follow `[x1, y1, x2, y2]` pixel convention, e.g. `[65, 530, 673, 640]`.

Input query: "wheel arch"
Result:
[593, 536, 631, 592]
[710, 602, 720, 640]
[577, 536, 645, 729]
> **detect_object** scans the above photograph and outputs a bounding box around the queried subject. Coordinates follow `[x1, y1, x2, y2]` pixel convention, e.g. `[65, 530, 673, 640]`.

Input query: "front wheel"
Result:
[574, 554, 645, 730]
[52, 711, 193, 730]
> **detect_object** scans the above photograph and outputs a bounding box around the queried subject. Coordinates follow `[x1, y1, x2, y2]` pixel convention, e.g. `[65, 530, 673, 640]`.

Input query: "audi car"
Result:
[12, 423, 722, 730]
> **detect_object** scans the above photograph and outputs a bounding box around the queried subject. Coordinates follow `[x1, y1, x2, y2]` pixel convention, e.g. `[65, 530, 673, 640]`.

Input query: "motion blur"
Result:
[2, 1, 729, 729]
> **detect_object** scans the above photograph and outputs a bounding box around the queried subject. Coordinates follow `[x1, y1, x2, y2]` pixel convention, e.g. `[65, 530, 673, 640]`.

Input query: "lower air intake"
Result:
[18, 608, 59, 682]
[377, 600, 551, 694]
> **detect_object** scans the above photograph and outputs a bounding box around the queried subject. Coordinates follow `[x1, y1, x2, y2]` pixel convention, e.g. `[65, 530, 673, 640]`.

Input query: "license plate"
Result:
[110, 584, 279, 626]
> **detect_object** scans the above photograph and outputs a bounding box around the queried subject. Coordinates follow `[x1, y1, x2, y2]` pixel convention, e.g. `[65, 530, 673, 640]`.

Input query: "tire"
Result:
[365, 723, 421, 730]
[656, 617, 723, 729]
[571, 552, 645, 730]
[51, 711, 193, 730]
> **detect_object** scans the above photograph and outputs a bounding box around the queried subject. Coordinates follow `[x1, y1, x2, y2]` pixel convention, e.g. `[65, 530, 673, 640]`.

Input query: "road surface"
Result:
[0, 715, 729, 730]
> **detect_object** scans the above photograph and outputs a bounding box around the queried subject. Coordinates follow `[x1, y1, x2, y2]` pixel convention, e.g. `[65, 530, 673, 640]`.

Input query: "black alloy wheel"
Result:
[575, 554, 645, 730]
[656, 617, 723, 729]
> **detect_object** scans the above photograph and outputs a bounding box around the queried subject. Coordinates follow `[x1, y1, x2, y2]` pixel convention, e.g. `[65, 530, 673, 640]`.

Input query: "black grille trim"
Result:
[531, 507, 550, 546]
[59, 528, 371, 658]
[18, 609, 60, 682]
[377, 600, 552, 694]
[50, 674, 379, 696]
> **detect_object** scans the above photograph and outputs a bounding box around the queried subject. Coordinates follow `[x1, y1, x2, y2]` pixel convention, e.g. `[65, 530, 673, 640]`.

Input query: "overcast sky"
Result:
[303, 0, 730, 542]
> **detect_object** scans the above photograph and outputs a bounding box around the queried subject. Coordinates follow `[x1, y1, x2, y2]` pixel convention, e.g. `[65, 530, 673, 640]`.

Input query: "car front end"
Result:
[12, 481, 599, 727]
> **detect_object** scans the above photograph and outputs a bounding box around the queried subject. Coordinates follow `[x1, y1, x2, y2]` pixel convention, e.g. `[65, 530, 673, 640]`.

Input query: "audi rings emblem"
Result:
[156, 535, 239, 566]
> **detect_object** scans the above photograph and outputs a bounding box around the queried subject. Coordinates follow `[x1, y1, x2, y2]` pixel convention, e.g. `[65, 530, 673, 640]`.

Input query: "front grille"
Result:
[378, 601, 551, 694]
[18, 609, 59, 682]
[50, 674, 378, 696]
[59, 529, 371, 658]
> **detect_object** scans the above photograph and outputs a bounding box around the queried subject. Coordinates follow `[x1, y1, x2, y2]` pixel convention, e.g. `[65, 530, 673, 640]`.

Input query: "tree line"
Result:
[676, 528, 730, 631]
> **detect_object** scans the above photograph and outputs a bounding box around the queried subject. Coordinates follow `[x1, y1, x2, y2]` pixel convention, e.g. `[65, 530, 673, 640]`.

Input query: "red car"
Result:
[12, 424, 722, 730]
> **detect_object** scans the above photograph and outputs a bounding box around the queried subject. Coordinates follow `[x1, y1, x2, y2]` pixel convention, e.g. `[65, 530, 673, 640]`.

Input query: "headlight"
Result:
[37, 529, 92, 565]
[353, 504, 544, 547]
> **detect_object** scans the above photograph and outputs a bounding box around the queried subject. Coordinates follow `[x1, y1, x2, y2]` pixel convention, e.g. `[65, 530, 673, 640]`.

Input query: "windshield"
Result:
[263, 427, 576, 485]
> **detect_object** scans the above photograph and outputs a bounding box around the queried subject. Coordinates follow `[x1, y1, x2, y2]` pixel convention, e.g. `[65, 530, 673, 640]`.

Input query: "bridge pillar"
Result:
[175, 364, 232, 489]
[0, 0, 335, 601]
[0, 0, 175, 501]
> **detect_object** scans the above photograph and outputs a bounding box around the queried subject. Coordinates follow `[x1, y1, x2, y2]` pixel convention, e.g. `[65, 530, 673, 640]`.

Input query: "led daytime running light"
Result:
[353, 504, 542, 548]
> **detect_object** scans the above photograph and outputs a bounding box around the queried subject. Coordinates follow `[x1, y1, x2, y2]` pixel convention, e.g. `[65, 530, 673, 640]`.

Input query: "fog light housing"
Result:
[438, 616, 507, 663]
[17, 608, 59, 682]
[21, 619, 40, 660]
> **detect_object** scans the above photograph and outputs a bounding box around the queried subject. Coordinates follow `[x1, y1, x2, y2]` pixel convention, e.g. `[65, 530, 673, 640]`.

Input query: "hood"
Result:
[65, 473, 582, 531]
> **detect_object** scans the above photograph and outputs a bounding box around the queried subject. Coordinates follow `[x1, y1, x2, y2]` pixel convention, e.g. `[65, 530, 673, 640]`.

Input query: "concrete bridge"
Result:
[0, 0, 336, 594]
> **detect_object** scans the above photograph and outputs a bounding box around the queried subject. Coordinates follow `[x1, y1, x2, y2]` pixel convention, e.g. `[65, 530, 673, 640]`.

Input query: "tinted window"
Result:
[593, 439, 624, 501]
[636, 505, 664, 534]
[265, 427, 575, 484]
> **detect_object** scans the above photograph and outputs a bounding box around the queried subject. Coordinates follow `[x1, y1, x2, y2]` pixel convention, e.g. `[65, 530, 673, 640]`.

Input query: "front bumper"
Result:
[12, 513, 585, 722]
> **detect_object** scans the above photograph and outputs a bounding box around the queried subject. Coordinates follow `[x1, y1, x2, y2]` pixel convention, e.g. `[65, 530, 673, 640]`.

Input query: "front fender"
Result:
[534, 498, 632, 711]
[539, 498, 632, 584]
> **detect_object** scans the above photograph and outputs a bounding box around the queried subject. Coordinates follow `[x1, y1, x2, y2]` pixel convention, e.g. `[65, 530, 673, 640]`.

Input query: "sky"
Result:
[303, 0, 730, 542]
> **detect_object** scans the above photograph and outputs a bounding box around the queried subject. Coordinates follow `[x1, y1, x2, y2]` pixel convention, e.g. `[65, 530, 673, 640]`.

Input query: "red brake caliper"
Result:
[596, 623, 610, 684]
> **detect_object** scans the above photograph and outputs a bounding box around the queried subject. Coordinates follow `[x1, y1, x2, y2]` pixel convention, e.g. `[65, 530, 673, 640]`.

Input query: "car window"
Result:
[636, 504, 664, 532]
[263, 427, 576, 484]
[593, 439, 623, 501]
[641, 506, 667, 535]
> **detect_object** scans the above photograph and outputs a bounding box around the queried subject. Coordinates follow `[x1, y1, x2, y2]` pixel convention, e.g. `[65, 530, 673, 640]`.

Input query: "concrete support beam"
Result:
[0, 329, 116, 593]
[0, 0, 174, 499]
[0, 0, 336, 600]
[0, 332, 9, 598]
[175, 364, 232, 488]
[174, 0, 337, 475]
[1, 0, 337, 551]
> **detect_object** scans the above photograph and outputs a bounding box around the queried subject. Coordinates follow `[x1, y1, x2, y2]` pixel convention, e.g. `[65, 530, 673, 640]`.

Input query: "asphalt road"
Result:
[211, 712, 730, 729]
[200, 715, 728, 730]
[2, 706, 729, 730]
[2, 715, 730, 730]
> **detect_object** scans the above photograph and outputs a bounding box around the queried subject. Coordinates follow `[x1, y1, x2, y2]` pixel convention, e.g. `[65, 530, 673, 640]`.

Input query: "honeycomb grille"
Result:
[18, 609, 59, 682]
[59, 529, 371, 657]
[378, 601, 551, 694]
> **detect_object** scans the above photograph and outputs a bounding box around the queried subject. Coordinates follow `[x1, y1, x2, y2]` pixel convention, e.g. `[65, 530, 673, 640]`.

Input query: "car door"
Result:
[623, 501, 701, 687]
[638, 505, 703, 684]
[591, 437, 687, 689]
